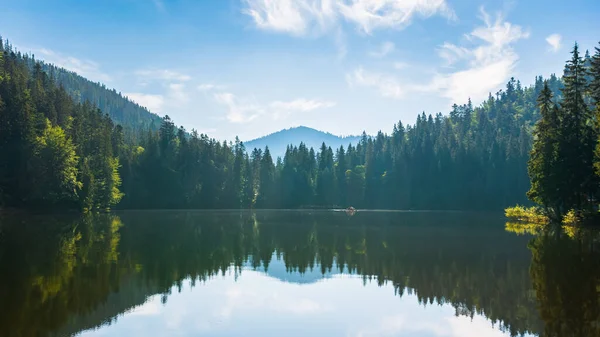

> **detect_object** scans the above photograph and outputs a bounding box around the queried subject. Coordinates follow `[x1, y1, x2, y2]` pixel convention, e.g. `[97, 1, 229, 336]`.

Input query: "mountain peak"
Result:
[245, 126, 361, 158]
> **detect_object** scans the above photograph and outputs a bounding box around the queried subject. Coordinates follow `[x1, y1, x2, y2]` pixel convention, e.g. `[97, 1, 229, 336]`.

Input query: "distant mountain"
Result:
[245, 126, 362, 158]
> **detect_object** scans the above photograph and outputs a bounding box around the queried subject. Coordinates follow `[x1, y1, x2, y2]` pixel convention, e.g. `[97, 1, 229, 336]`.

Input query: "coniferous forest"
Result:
[1, 36, 600, 213]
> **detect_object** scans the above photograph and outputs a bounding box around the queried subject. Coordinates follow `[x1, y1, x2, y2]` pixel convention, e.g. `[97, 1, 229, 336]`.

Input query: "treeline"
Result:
[119, 75, 562, 210]
[527, 43, 600, 219]
[6, 36, 600, 211]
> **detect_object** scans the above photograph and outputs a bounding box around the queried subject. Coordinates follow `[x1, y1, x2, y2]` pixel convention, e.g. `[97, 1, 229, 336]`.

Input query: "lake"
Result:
[0, 210, 598, 337]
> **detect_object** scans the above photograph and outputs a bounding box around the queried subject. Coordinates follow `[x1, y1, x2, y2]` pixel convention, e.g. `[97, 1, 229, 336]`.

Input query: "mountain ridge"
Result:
[245, 126, 363, 158]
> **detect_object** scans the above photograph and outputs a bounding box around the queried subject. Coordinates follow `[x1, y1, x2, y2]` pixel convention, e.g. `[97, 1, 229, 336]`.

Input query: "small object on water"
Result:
[345, 206, 356, 216]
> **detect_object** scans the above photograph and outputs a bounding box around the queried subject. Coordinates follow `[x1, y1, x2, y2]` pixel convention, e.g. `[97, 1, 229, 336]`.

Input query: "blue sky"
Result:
[2, 0, 599, 140]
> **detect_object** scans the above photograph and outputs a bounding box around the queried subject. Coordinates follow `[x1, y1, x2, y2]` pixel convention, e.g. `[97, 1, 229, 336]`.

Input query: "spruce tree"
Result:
[590, 42, 600, 178]
[527, 82, 561, 216]
[559, 43, 597, 210]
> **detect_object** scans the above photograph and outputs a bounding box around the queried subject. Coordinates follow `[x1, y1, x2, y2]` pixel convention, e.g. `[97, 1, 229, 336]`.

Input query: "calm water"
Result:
[0, 210, 598, 337]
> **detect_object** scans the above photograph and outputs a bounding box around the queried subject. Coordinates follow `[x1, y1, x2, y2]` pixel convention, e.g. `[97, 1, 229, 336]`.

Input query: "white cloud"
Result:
[125, 93, 165, 113]
[546, 34, 561, 53]
[270, 99, 336, 111]
[36, 48, 111, 83]
[198, 83, 226, 91]
[168, 83, 190, 105]
[135, 69, 191, 82]
[242, 0, 454, 36]
[214, 92, 335, 123]
[369, 41, 395, 58]
[242, 0, 336, 35]
[214, 92, 264, 123]
[423, 7, 529, 103]
[437, 42, 470, 66]
[346, 8, 528, 105]
[270, 99, 336, 119]
[346, 67, 404, 99]
[337, 0, 455, 34]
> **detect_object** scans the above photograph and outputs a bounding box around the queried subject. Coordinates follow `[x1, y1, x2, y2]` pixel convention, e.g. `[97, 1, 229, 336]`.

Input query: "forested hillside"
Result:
[1, 38, 162, 133]
[3, 36, 599, 212]
[0, 40, 125, 210]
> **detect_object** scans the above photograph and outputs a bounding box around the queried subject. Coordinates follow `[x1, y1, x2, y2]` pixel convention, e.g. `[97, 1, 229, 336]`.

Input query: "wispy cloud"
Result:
[135, 69, 192, 82]
[214, 92, 264, 123]
[346, 7, 528, 105]
[168, 83, 189, 105]
[125, 93, 165, 113]
[437, 42, 470, 66]
[270, 99, 336, 119]
[346, 67, 404, 99]
[242, 0, 454, 36]
[270, 99, 336, 111]
[214, 92, 336, 123]
[369, 41, 395, 58]
[242, 0, 335, 36]
[423, 7, 529, 103]
[337, 0, 456, 34]
[546, 34, 561, 53]
[198, 83, 226, 91]
[36, 48, 112, 83]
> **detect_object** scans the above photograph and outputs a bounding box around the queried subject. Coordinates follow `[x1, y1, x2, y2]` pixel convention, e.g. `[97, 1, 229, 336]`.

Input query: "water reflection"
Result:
[0, 211, 597, 336]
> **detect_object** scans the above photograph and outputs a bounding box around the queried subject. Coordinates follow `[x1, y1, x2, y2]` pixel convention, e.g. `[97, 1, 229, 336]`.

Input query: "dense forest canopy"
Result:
[0, 38, 162, 134]
[526, 43, 600, 219]
[2, 35, 600, 211]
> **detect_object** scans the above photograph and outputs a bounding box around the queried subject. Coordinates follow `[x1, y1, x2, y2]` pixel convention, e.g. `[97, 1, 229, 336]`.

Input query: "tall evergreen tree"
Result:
[256, 147, 275, 208]
[527, 82, 562, 217]
[558, 43, 597, 210]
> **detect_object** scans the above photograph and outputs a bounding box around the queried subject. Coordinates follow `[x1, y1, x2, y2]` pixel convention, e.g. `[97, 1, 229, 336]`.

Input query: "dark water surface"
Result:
[0, 210, 598, 337]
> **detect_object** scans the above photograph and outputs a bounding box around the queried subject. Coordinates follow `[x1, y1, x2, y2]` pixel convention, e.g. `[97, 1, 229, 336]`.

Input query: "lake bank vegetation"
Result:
[507, 43, 600, 227]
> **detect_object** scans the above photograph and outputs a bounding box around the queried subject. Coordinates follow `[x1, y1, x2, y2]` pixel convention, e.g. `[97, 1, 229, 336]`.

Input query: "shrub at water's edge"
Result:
[505, 206, 600, 234]
[505, 206, 549, 224]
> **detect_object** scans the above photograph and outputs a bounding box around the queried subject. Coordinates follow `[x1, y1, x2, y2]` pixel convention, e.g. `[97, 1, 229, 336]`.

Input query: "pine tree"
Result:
[527, 82, 561, 216]
[590, 42, 600, 178]
[257, 147, 275, 208]
[559, 43, 597, 210]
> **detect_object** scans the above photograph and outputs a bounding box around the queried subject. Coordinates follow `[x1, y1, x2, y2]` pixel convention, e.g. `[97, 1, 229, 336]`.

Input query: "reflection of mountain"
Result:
[246, 254, 336, 284]
[1, 211, 599, 337]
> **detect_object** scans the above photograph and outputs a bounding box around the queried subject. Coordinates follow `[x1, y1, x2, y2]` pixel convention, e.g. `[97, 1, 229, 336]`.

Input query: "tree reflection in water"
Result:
[0, 211, 597, 337]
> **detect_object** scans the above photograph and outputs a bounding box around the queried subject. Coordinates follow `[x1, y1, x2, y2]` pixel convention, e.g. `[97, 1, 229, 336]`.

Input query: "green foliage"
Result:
[8, 211, 599, 337]
[504, 205, 548, 224]
[525, 43, 600, 218]
[5, 36, 600, 213]
[0, 42, 124, 211]
[527, 82, 561, 214]
[29, 119, 81, 205]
